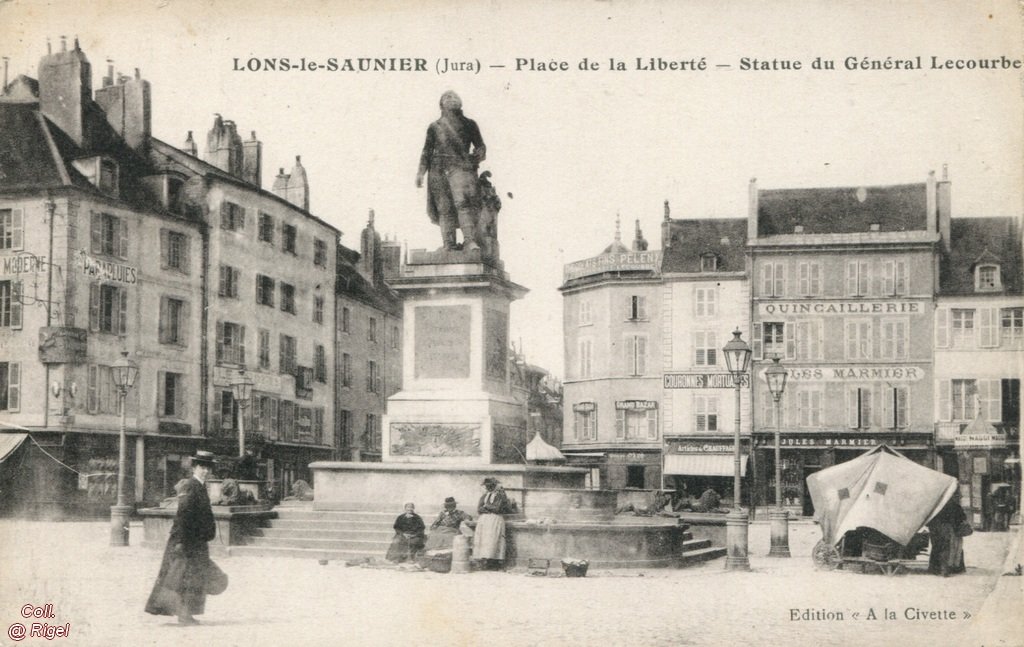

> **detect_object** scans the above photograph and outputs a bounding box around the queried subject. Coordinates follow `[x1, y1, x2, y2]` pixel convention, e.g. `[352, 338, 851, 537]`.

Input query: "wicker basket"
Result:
[561, 559, 589, 577]
[862, 539, 898, 562]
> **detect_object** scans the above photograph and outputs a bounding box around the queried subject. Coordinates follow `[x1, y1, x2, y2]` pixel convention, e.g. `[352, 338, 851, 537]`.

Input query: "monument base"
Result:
[309, 461, 586, 512]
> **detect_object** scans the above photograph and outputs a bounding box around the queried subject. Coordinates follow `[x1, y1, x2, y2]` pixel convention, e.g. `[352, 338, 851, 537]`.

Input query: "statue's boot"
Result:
[440, 219, 458, 250]
[461, 224, 481, 252]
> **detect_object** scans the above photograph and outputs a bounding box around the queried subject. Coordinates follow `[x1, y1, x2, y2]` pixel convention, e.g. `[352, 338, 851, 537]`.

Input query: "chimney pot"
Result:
[251, 130, 257, 140]
[663, 200, 670, 220]
[279, 167, 285, 175]
[942, 163, 949, 181]
[47, 38, 52, 55]
[134, 67, 140, 79]
[295, 155, 301, 163]
[74, 36, 80, 50]
[60, 36, 67, 52]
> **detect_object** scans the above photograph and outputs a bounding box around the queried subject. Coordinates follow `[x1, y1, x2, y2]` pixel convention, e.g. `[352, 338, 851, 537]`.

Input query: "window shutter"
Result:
[896, 321, 907, 359]
[181, 301, 191, 342]
[896, 388, 908, 428]
[220, 203, 230, 229]
[216, 322, 225, 362]
[846, 388, 859, 428]
[87, 365, 98, 413]
[695, 289, 704, 316]
[89, 284, 100, 331]
[895, 261, 907, 295]
[160, 229, 169, 268]
[90, 212, 102, 253]
[859, 262, 870, 296]
[752, 322, 763, 360]
[881, 387, 893, 429]
[6, 362, 19, 412]
[811, 263, 821, 295]
[883, 261, 895, 295]
[182, 237, 190, 273]
[979, 308, 997, 348]
[232, 268, 240, 297]
[238, 207, 246, 230]
[812, 320, 823, 359]
[845, 320, 856, 359]
[761, 264, 772, 296]
[625, 296, 633, 320]
[638, 296, 647, 319]
[846, 262, 857, 296]
[647, 409, 657, 439]
[157, 372, 166, 416]
[799, 263, 809, 295]
[118, 217, 128, 259]
[636, 337, 647, 375]
[784, 320, 796, 360]
[980, 379, 1002, 422]
[936, 379, 950, 422]
[882, 321, 894, 359]
[615, 409, 625, 439]
[117, 288, 127, 335]
[11, 209, 23, 250]
[158, 298, 168, 343]
[573, 410, 579, 440]
[935, 307, 950, 348]
[238, 326, 246, 365]
[862, 388, 873, 428]
[10, 281, 21, 329]
[774, 263, 785, 297]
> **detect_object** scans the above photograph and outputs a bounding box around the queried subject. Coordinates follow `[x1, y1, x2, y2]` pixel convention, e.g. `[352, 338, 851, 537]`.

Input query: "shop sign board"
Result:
[761, 366, 925, 383]
[954, 434, 1007, 449]
[80, 251, 138, 285]
[664, 372, 749, 388]
[672, 442, 734, 453]
[615, 399, 658, 410]
[563, 250, 661, 281]
[1, 252, 47, 276]
[757, 300, 923, 317]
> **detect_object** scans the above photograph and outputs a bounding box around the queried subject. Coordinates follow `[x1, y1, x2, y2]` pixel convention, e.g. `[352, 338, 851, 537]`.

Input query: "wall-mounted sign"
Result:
[664, 372, 749, 389]
[758, 301, 922, 317]
[572, 402, 596, 413]
[212, 366, 283, 393]
[615, 400, 658, 410]
[81, 251, 138, 285]
[761, 366, 924, 383]
[954, 434, 1007, 449]
[673, 442, 734, 453]
[1, 252, 47, 276]
[563, 250, 662, 281]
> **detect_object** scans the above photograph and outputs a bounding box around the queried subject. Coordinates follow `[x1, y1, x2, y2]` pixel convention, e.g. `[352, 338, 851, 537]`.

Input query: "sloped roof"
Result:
[662, 218, 747, 274]
[940, 217, 1022, 296]
[757, 183, 928, 236]
[335, 251, 402, 317]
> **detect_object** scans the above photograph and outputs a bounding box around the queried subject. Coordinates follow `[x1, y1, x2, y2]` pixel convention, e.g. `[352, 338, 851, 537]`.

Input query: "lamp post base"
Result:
[725, 508, 751, 571]
[110, 504, 132, 547]
[769, 509, 791, 557]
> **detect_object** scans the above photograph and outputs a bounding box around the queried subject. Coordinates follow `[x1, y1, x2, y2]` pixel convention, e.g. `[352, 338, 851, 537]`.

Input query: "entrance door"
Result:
[626, 465, 645, 489]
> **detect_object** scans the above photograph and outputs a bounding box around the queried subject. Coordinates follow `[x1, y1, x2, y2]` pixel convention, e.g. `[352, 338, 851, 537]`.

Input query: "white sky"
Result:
[3, 0, 1022, 378]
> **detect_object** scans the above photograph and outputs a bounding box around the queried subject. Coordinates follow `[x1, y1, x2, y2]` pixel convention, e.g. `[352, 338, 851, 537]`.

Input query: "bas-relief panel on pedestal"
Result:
[390, 422, 482, 457]
[414, 304, 471, 379]
[485, 308, 508, 381]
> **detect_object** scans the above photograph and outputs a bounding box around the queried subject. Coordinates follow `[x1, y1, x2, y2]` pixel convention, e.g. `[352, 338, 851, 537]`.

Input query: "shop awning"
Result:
[0, 433, 28, 464]
[664, 453, 747, 477]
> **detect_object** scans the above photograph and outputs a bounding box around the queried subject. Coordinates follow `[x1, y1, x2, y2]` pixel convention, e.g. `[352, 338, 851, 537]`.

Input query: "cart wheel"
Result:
[812, 540, 841, 570]
[879, 562, 902, 577]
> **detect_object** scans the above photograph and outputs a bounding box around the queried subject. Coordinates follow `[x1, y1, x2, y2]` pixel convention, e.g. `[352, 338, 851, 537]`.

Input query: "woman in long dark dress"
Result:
[145, 451, 217, 625]
[423, 497, 472, 553]
[386, 503, 426, 562]
[927, 496, 967, 577]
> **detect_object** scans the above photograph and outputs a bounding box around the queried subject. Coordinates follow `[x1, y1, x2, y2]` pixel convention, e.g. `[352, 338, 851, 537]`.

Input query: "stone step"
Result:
[250, 527, 394, 541]
[242, 535, 390, 552]
[677, 546, 727, 566]
[228, 545, 378, 561]
[682, 538, 712, 551]
[267, 519, 393, 531]
[272, 510, 397, 521]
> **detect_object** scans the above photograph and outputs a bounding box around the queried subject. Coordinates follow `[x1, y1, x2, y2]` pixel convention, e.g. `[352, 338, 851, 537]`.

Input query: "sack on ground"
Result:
[205, 559, 229, 595]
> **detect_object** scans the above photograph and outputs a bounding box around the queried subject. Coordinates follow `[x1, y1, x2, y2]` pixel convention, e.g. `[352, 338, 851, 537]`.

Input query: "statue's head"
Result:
[439, 90, 462, 111]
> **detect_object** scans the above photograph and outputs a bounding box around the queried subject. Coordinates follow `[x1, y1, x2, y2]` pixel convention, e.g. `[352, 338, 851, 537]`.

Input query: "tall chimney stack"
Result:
[747, 177, 759, 240]
[39, 35, 93, 146]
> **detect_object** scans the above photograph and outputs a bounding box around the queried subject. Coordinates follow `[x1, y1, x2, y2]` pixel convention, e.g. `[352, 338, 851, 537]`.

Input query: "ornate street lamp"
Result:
[722, 329, 752, 571]
[231, 369, 254, 457]
[110, 351, 138, 547]
[764, 355, 791, 558]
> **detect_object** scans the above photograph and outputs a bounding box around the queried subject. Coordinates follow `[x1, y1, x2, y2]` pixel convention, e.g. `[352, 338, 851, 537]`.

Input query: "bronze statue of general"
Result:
[416, 91, 495, 254]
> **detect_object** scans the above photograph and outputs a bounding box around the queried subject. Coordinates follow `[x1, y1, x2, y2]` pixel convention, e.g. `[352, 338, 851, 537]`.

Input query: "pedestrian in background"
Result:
[145, 451, 218, 625]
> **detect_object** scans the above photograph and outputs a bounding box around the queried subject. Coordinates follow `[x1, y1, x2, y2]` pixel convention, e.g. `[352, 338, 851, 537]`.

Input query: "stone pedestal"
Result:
[109, 504, 132, 546]
[724, 508, 751, 571]
[768, 509, 791, 557]
[384, 254, 529, 464]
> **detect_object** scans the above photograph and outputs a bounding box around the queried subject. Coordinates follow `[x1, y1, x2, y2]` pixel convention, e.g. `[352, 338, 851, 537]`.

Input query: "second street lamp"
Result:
[109, 351, 139, 547]
[764, 356, 791, 558]
[722, 329, 752, 571]
[231, 369, 254, 458]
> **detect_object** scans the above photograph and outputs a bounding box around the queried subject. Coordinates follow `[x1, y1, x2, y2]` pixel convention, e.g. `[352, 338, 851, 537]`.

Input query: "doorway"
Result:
[626, 465, 645, 489]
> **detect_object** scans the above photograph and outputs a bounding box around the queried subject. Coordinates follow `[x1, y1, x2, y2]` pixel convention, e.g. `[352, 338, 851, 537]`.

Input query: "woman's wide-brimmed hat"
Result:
[482, 477, 499, 486]
[190, 450, 217, 466]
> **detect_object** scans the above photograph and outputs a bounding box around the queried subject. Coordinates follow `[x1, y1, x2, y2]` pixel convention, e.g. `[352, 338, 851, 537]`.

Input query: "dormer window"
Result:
[99, 158, 119, 195]
[72, 156, 119, 197]
[700, 253, 718, 272]
[167, 177, 185, 215]
[976, 264, 1001, 292]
